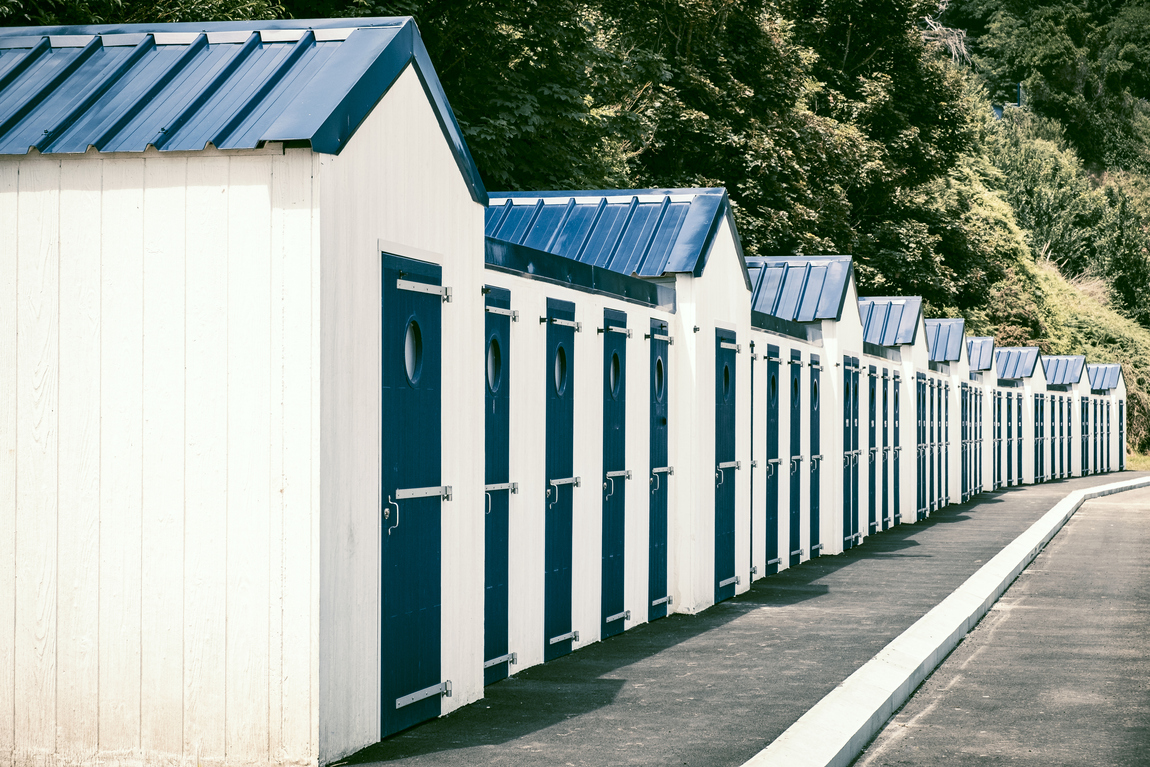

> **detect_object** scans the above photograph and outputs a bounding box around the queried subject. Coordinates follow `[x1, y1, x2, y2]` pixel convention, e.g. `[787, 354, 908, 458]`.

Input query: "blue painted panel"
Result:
[1042, 355, 1086, 386]
[810, 354, 822, 555]
[1087, 363, 1122, 392]
[882, 371, 889, 528]
[715, 330, 738, 601]
[1005, 392, 1013, 485]
[893, 373, 901, 524]
[924, 318, 965, 363]
[1107, 402, 1112, 472]
[1016, 395, 1024, 482]
[789, 349, 801, 567]
[1082, 398, 1090, 475]
[975, 390, 983, 493]
[544, 298, 576, 662]
[859, 297, 921, 347]
[483, 285, 511, 685]
[0, 19, 489, 203]
[766, 345, 780, 572]
[944, 382, 949, 504]
[851, 360, 860, 538]
[746, 255, 854, 322]
[916, 374, 926, 521]
[995, 347, 1040, 380]
[1094, 399, 1100, 474]
[966, 336, 995, 371]
[867, 366, 877, 535]
[843, 357, 859, 548]
[648, 318, 670, 621]
[380, 253, 442, 737]
[601, 308, 628, 639]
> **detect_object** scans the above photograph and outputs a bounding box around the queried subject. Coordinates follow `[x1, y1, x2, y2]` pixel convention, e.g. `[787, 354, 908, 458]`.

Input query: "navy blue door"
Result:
[1106, 403, 1112, 472]
[961, 385, 969, 501]
[1016, 395, 1024, 482]
[648, 320, 671, 621]
[975, 391, 982, 492]
[601, 309, 628, 639]
[715, 331, 739, 600]
[1082, 398, 1090, 475]
[381, 254, 444, 738]
[867, 367, 877, 535]
[544, 299, 577, 661]
[916, 374, 926, 521]
[843, 357, 859, 548]
[1034, 395, 1042, 482]
[483, 286, 512, 685]
[1120, 401, 1126, 470]
[789, 350, 802, 566]
[994, 392, 1002, 488]
[893, 373, 901, 524]
[810, 355, 822, 554]
[944, 383, 950, 504]
[766, 345, 780, 572]
[929, 379, 936, 514]
[882, 370, 889, 530]
[1006, 393, 1014, 485]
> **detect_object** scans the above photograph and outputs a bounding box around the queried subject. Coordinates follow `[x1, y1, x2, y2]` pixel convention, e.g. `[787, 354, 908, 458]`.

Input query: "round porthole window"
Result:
[610, 352, 621, 398]
[724, 364, 732, 400]
[655, 357, 665, 402]
[555, 345, 568, 395]
[812, 379, 820, 409]
[769, 374, 777, 403]
[486, 337, 502, 393]
[793, 377, 800, 400]
[404, 320, 423, 384]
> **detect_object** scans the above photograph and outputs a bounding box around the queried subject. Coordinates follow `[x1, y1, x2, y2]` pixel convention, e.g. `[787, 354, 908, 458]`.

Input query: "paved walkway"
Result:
[342, 473, 1146, 767]
[855, 483, 1150, 767]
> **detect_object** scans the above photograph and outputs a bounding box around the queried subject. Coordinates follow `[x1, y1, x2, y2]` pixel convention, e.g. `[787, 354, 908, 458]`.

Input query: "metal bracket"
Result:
[750, 566, 758, 576]
[396, 680, 451, 709]
[811, 543, 824, 552]
[397, 279, 451, 303]
[485, 305, 519, 321]
[718, 575, 740, 588]
[483, 652, 518, 669]
[720, 341, 741, 352]
[718, 460, 741, 470]
[484, 481, 518, 514]
[541, 317, 582, 332]
[396, 485, 452, 502]
[750, 459, 758, 468]
[650, 466, 673, 492]
[599, 326, 632, 338]
[645, 332, 674, 345]
[605, 610, 631, 623]
[548, 630, 579, 645]
[788, 359, 804, 366]
[651, 595, 673, 607]
[604, 470, 631, 500]
[766, 557, 781, 566]
[790, 548, 805, 557]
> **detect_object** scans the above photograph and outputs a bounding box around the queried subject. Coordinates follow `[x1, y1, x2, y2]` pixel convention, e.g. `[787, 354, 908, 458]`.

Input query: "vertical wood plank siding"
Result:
[0, 149, 319, 767]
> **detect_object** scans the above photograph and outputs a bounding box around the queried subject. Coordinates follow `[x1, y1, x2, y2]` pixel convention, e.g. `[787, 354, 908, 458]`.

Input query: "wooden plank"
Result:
[56, 159, 102, 755]
[183, 157, 229, 760]
[0, 161, 18, 757]
[273, 149, 316, 761]
[225, 156, 272, 764]
[98, 158, 144, 752]
[140, 157, 187, 755]
[309, 152, 322, 756]
[14, 159, 60, 755]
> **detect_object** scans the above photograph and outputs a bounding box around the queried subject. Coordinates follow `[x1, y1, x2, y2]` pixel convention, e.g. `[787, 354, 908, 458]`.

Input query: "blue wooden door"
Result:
[1081, 398, 1089, 475]
[380, 254, 445, 737]
[994, 392, 1002, 488]
[789, 350, 802, 566]
[1016, 395, 1024, 482]
[929, 379, 936, 514]
[648, 320, 671, 620]
[1034, 395, 1042, 482]
[961, 384, 969, 501]
[882, 370, 889, 530]
[601, 310, 628, 639]
[766, 345, 780, 572]
[544, 299, 577, 661]
[944, 383, 950, 504]
[843, 356, 859, 547]
[1106, 403, 1111, 471]
[483, 286, 513, 685]
[1006, 393, 1014, 485]
[893, 373, 901, 524]
[810, 355, 822, 555]
[867, 366, 877, 535]
[975, 391, 982, 492]
[916, 374, 926, 521]
[715, 331, 739, 600]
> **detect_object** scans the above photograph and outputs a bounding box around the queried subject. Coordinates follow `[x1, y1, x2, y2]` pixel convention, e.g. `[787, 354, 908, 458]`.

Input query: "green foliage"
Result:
[5, 0, 281, 25]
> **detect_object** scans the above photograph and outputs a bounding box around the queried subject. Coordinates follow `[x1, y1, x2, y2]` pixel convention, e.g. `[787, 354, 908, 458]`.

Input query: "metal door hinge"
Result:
[483, 652, 517, 669]
[397, 279, 451, 303]
[811, 543, 824, 552]
[549, 630, 579, 645]
[750, 566, 758, 576]
[790, 548, 804, 557]
[718, 575, 740, 588]
[651, 595, 673, 607]
[396, 485, 452, 502]
[645, 332, 674, 345]
[720, 341, 741, 352]
[485, 305, 519, 321]
[396, 680, 451, 709]
[766, 557, 781, 565]
[605, 610, 631, 623]
[599, 326, 632, 338]
[604, 470, 631, 499]
[717, 460, 741, 470]
[541, 317, 581, 331]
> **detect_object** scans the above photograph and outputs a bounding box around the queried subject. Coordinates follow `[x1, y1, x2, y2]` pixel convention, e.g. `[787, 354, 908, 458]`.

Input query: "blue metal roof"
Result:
[0, 18, 487, 203]
[1041, 355, 1085, 386]
[966, 337, 995, 371]
[924, 318, 965, 363]
[994, 347, 1040, 380]
[484, 188, 747, 285]
[745, 255, 853, 322]
[858, 296, 922, 347]
[1087, 363, 1122, 391]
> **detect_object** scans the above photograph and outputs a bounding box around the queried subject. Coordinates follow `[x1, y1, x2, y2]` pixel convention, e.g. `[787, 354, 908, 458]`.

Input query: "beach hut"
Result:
[924, 318, 971, 503]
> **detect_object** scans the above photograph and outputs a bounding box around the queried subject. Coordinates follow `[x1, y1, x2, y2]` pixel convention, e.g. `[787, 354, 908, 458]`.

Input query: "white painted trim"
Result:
[377, 238, 444, 266]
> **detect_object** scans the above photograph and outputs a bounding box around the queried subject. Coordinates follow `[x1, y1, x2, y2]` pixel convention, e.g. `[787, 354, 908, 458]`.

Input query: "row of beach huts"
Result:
[0, 16, 1127, 767]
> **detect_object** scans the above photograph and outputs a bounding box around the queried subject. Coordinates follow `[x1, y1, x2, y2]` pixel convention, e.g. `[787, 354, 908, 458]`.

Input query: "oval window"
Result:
[812, 379, 820, 410]
[793, 377, 799, 400]
[404, 320, 423, 384]
[610, 352, 621, 398]
[655, 356, 665, 402]
[769, 374, 777, 403]
[724, 364, 731, 400]
[555, 344, 568, 395]
[486, 337, 502, 393]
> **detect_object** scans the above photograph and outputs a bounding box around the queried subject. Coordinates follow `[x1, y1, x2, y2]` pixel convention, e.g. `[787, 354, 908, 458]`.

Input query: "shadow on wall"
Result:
[334, 497, 1005, 764]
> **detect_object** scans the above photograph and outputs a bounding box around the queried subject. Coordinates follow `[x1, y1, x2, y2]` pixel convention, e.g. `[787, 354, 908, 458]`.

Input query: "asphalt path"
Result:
[339, 473, 1145, 767]
[855, 484, 1150, 766]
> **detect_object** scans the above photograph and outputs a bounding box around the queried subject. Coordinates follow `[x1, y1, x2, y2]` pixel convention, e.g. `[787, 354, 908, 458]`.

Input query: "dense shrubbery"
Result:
[8, 0, 1150, 450]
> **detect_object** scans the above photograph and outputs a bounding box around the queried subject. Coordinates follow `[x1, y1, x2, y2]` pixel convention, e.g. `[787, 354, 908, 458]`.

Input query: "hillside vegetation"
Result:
[9, 0, 1150, 453]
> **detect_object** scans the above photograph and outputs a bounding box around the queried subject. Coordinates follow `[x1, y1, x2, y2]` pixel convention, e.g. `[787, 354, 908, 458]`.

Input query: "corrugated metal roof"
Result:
[1087, 363, 1122, 391]
[0, 17, 487, 203]
[994, 347, 1040, 379]
[924, 318, 965, 362]
[1041, 355, 1085, 386]
[484, 188, 747, 284]
[858, 296, 922, 347]
[966, 337, 994, 371]
[745, 255, 853, 322]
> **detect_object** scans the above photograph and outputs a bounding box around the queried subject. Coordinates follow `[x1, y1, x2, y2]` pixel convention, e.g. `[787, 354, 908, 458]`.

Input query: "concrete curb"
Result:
[742, 476, 1150, 767]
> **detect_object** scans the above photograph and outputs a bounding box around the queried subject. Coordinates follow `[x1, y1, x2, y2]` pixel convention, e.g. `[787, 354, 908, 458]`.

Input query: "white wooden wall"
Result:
[315, 63, 487, 765]
[0, 146, 320, 767]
